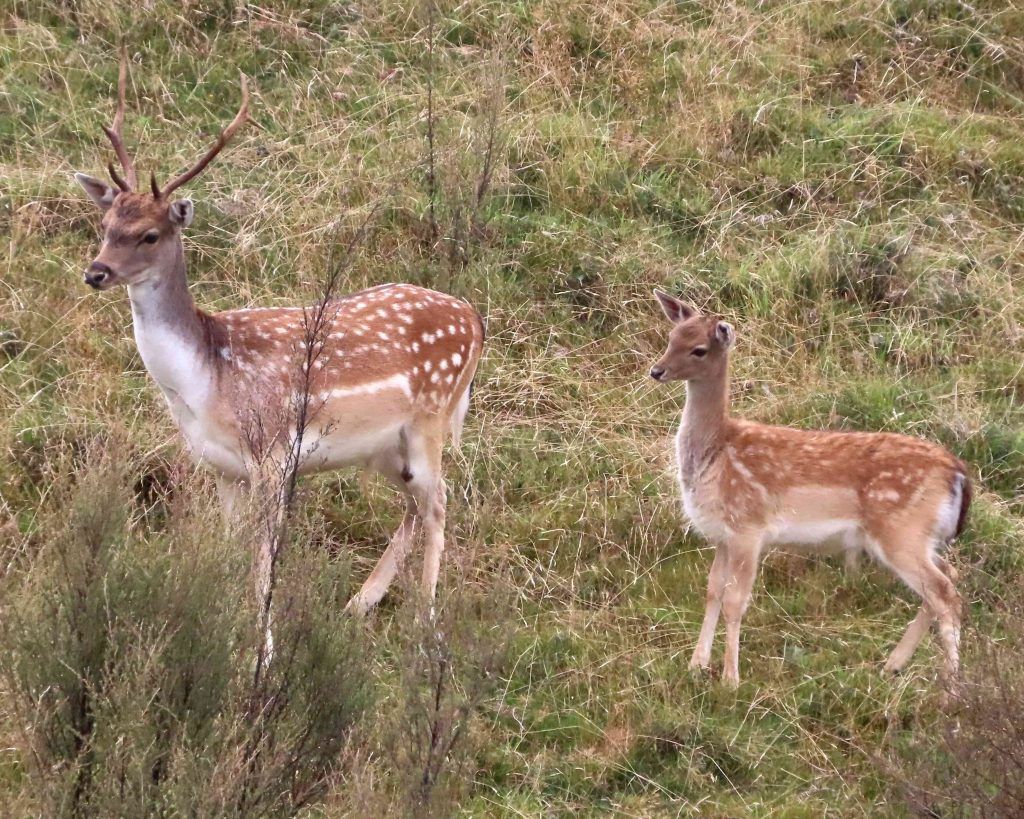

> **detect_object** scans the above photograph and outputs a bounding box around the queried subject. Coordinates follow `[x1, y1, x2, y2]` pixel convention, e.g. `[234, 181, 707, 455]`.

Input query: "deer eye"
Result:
[142, 231, 160, 244]
[691, 347, 708, 358]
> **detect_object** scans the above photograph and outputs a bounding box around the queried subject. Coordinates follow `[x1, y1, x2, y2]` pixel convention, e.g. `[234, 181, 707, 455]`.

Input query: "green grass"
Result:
[2, 0, 1023, 814]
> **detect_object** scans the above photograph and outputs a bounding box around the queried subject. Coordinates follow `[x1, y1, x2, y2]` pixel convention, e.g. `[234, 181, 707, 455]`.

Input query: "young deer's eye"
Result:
[691, 347, 708, 358]
[142, 232, 159, 244]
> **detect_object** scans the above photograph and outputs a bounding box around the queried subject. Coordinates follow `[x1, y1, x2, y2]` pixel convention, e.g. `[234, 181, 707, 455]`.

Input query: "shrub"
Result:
[0, 443, 373, 817]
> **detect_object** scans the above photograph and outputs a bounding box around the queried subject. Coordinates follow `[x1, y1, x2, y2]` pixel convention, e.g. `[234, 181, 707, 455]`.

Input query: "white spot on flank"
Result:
[219, 347, 232, 361]
[451, 352, 462, 366]
[439, 359, 448, 370]
[424, 360, 432, 372]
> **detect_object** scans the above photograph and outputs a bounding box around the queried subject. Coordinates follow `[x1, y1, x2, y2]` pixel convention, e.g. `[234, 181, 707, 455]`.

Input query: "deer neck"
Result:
[127, 243, 213, 408]
[678, 368, 730, 480]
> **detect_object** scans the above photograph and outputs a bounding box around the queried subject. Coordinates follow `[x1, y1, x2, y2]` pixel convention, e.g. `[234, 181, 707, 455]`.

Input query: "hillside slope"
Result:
[2, 1, 1023, 815]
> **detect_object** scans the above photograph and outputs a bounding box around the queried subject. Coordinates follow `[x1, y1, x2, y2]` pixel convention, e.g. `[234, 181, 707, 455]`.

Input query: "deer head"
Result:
[649, 290, 735, 383]
[75, 53, 249, 290]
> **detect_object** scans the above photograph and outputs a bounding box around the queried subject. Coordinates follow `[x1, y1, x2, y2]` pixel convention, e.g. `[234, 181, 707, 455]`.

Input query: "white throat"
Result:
[127, 279, 212, 411]
[676, 377, 728, 481]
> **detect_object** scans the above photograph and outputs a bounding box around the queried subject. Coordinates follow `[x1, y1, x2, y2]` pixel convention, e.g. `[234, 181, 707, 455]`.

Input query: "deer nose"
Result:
[84, 261, 112, 289]
[650, 366, 666, 381]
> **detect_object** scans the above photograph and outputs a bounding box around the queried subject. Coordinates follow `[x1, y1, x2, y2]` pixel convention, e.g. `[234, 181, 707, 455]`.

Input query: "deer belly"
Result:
[297, 422, 404, 474]
[765, 487, 864, 553]
[765, 518, 862, 553]
[295, 387, 414, 474]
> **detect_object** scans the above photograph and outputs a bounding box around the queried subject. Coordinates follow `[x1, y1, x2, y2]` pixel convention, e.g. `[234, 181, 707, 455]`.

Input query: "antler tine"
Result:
[101, 50, 138, 191]
[108, 162, 130, 194]
[157, 74, 250, 200]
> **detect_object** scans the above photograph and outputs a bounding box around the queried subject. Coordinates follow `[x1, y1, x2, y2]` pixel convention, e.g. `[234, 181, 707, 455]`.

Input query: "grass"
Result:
[1, 0, 1023, 814]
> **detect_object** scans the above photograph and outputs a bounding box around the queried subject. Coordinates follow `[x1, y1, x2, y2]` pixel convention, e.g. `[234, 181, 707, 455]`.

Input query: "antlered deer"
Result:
[73, 58, 484, 645]
[649, 291, 970, 686]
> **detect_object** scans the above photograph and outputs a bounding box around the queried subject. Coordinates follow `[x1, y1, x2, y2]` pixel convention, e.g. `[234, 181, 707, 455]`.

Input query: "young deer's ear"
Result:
[74, 173, 117, 211]
[715, 320, 735, 348]
[653, 289, 697, 323]
[168, 199, 195, 228]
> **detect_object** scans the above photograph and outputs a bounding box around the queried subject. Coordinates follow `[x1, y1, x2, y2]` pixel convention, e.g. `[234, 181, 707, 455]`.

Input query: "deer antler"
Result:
[154, 74, 250, 200]
[102, 50, 138, 191]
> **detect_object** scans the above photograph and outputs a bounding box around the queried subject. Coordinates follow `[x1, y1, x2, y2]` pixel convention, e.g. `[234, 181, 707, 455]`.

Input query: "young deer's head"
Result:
[649, 290, 734, 383]
[74, 55, 249, 290]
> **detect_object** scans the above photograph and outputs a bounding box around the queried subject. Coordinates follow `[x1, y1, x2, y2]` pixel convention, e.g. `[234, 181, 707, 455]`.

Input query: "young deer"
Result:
[649, 291, 970, 686]
[73, 60, 484, 643]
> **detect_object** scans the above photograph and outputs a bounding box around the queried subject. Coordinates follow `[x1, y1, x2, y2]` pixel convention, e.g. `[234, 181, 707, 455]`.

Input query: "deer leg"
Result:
[215, 475, 249, 529]
[721, 533, 762, 687]
[844, 546, 862, 576]
[884, 606, 934, 673]
[247, 456, 290, 667]
[880, 537, 962, 681]
[690, 545, 729, 670]
[391, 420, 447, 609]
[920, 559, 961, 681]
[345, 452, 422, 615]
[420, 477, 448, 604]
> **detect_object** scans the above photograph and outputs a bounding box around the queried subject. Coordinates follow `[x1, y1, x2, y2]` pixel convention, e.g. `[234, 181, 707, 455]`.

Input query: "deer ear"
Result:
[715, 320, 735, 348]
[653, 289, 697, 323]
[168, 199, 194, 228]
[74, 173, 116, 210]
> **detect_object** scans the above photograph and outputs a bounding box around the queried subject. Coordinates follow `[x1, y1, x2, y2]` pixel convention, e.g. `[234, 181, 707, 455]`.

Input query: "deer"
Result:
[649, 290, 971, 688]
[73, 57, 485, 656]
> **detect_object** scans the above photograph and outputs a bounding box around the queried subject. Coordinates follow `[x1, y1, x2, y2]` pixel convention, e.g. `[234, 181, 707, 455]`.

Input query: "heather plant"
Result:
[0, 443, 373, 817]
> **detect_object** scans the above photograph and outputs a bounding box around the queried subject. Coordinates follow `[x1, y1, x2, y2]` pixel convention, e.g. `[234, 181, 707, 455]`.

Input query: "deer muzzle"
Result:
[84, 261, 113, 290]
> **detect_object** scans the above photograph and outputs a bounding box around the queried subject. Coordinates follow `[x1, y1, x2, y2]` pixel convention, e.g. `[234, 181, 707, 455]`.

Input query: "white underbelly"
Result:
[297, 422, 404, 475]
[765, 518, 863, 554]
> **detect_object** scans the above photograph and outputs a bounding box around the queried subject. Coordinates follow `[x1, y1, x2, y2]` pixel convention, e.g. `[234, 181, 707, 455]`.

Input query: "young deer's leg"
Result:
[844, 547, 862, 576]
[921, 559, 961, 680]
[389, 418, 448, 608]
[690, 545, 729, 670]
[884, 553, 959, 674]
[404, 420, 447, 606]
[345, 452, 422, 616]
[420, 478, 448, 602]
[721, 532, 763, 687]
[884, 606, 934, 673]
[880, 535, 962, 680]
